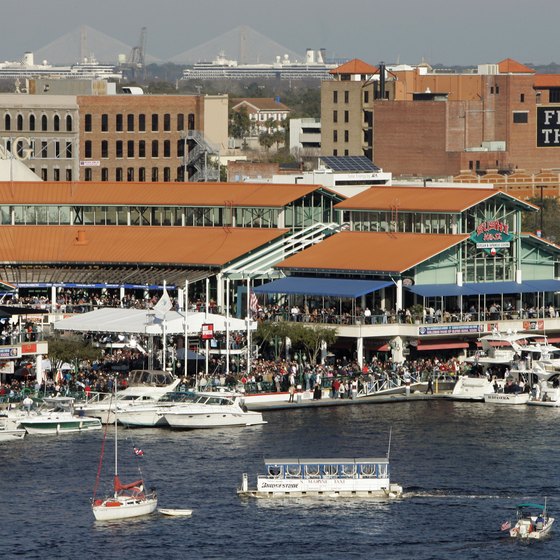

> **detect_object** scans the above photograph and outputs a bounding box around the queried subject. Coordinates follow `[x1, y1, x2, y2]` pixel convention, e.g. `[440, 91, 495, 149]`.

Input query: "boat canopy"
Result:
[264, 457, 389, 465]
[517, 503, 547, 510]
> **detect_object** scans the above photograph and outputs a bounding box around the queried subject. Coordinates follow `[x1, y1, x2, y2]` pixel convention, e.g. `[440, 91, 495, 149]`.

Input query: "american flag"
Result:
[133, 447, 144, 457]
[249, 291, 259, 314]
[500, 520, 511, 532]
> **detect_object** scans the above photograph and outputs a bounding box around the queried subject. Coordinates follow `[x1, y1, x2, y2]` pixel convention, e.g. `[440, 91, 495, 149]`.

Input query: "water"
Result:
[1, 401, 559, 559]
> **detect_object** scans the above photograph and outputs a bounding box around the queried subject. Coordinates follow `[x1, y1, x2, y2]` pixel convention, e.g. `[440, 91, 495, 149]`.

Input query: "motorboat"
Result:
[17, 397, 102, 435]
[484, 392, 530, 405]
[117, 391, 198, 428]
[163, 392, 266, 429]
[237, 456, 403, 499]
[0, 418, 26, 442]
[157, 508, 193, 517]
[506, 501, 554, 539]
[92, 384, 158, 521]
[80, 369, 181, 424]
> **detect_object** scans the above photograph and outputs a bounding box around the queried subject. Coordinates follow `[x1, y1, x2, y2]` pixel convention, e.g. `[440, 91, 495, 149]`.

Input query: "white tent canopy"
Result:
[53, 308, 255, 335]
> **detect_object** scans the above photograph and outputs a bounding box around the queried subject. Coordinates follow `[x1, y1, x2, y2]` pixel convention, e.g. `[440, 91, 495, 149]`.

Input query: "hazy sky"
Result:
[2, 0, 559, 66]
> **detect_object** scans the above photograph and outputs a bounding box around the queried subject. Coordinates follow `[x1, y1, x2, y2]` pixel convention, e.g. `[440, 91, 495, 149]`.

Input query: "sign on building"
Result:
[537, 107, 560, 147]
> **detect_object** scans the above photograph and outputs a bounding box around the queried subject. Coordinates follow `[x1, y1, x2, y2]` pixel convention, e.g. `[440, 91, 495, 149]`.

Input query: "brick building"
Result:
[321, 58, 560, 179]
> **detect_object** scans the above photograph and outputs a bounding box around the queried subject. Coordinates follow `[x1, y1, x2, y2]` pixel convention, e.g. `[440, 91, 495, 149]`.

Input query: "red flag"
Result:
[133, 447, 144, 457]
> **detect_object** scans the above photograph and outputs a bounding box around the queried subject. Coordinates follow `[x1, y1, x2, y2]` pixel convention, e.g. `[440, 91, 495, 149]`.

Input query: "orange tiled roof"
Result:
[231, 98, 291, 111]
[335, 186, 537, 212]
[497, 58, 534, 74]
[329, 59, 378, 75]
[0, 182, 329, 208]
[534, 74, 560, 88]
[276, 232, 469, 274]
[0, 226, 286, 267]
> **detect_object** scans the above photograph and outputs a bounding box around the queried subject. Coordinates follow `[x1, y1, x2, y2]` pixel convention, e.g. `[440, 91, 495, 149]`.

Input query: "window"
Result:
[152, 114, 159, 131]
[101, 140, 108, 158]
[344, 110, 349, 123]
[344, 149, 349, 156]
[550, 89, 560, 103]
[177, 114, 184, 131]
[344, 130, 349, 142]
[66, 142, 72, 158]
[41, 115, 48, 131]
[66, 168, 72, 181]
[520, 93, 525, 103]
[139, 167, 146, 182]
[4, 114, 10, 130]
[188, 113, 195, 130]
[139, 113, 146, 131]
[177, 139, 184, 157]
[41, 141, 48, 158]
[53, 115, 60, 131]
[17, 114, 23, 131]
[54, 141, 60, 158]
[333, 110, 338, 123]
[101, 168, 109, 181]
[139, 140, 146, 158]
[29, 114, 35, 131]
[115, 168, 123, 181]
[127, 140, 134, 157]
[364, 90, 369, 103]
[333, 149, 338, 156]
[85, 140, 92, 158]
[490, 86, 494, 94]
[495, 85, 500, 94]
[84, 168, 92, 181]
[127, 114, 134, 131]
[41, 168, 48, 180]
[164, 113, 171, 131]
[163, 167, 171, 182]
[53, 168, 60, 181]
[163, 140, 170, 157]
[116, 114, 123, 132]
[116, 140, 123, 158]
[152, 167, 159, 181]
[333, 130, 338, 143]
[513, 112, 528, 124]
[152, 140, 158, 157]
[344, 90, 349, 103]
[333, 91, 338, 103]
[101, 114, 108, 132]
[85, 114, 92, 132]
[127, 167, 135, 181]
[66, 115, 72, 132]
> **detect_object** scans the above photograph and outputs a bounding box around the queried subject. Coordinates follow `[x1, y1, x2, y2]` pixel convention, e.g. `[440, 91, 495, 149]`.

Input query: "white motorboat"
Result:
[0, 418, 26, 442]
[506, 501, 554, 539]
[484, 392, 530, 405]
[17, 397, 102, 435]
[451, 376, 495, 401]
[158, 508, 193, 517]
[163, 392, 266, 429]
[80, 369, 180, 424]
[92, 384, 157, 521]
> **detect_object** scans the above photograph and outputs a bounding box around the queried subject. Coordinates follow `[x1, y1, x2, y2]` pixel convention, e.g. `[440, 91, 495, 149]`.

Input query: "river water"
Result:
[1, 400, 558, 559]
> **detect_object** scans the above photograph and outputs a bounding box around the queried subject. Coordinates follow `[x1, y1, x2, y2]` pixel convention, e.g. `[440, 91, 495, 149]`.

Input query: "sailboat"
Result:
[91, 385, 157, 521]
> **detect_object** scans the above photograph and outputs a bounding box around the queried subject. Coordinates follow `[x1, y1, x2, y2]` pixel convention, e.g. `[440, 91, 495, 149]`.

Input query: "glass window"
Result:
[127, 140, 134, 157]
[65, 168, 72, 181]
[152, 140, 158, 157]
[4, 114, 11, 130]
[65, 142, 72, 158]
[164, 140, 170, 157]
[41, 115, 48, 131]
[164, 113, 171, 131]
[54, 115, 60, 131]
[85, 140, 92, 158]
[344, 90, 349, 103]
[333, 90, 338, 103]
[101, 168, 109, 181]
[188, 113, 195, 130]
[177, 114, 184, 131]
[29, 114, 35, 131]
[66, 115, 72, 132]
[163, 167, 171, 182]
[115, 168, 123, 181]
[152, 114, 159, 131]
[139, 140, 146, 158]
[152, 167, 158, 181]
[127, 167, 134, 181]
[101, 114, 108, 132]
[139, 167, 146, 181]
[84, 168, 92, 181]
[101, 140, 108, 158]
[53, 168, 60, 181]
[116, 114, 123, 132]
[127, 114, 134, 131]
[116, 140, 123, 158]
[333, 110, 338, 123]
[17, 114, 23, 131]
[139, 113, 146, 131]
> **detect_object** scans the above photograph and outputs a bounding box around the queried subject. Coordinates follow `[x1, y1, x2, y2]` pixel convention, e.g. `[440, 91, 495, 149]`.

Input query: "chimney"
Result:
[379, 61, 386, 100]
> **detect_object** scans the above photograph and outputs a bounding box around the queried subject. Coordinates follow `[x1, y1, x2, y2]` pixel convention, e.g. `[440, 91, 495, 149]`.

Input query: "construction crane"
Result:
[123, 27, 147, 81]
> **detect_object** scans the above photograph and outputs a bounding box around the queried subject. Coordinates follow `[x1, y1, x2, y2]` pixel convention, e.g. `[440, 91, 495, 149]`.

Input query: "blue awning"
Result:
[254, 277, 393, 298]
[407, 284, 474, 297]
[464, 281, 537, 295]
[523, 279, 560, 292]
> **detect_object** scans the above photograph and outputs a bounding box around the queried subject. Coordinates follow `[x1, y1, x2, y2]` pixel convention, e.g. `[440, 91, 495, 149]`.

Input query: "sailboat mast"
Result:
[114, 378, 118, 479]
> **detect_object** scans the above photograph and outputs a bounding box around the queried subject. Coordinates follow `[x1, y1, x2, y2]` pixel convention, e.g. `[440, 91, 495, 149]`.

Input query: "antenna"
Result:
[387, 427, 392, 459]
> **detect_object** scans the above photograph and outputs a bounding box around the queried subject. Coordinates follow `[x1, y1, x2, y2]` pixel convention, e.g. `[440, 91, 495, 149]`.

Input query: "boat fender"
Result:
[242, 405, 248, 412]
[93, 499, 103, 506]
[528, 524, 533, 533]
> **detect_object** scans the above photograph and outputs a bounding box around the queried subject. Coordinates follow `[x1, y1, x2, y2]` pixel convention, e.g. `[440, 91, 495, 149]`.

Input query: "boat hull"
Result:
[92, 497, 158, 521]
[20, 418, 102, 434]
[510, 517, 555, 539]
[164, 411, 266, 429]
[484, 393, 530, 405]
[0, 428, 26, 441]
[450, 377, 493, 401]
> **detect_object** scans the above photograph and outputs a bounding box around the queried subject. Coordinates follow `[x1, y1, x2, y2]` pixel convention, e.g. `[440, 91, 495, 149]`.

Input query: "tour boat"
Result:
[80, 369, 180, 424]
[162, 392, 266, 429]
[91, 386, 157, 521]
[507, 501, 554, 539]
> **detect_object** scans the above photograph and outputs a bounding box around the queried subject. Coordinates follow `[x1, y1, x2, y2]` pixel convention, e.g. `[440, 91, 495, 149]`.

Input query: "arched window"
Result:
[4, 114, 11, 131]
[29, 114, 36, 131]
[53, 115, 60, 132]
[187, 113, 195, 130]
[17, 114, 23, 131]
[41, 115, 48, 131]
[66, 115, 72, 132]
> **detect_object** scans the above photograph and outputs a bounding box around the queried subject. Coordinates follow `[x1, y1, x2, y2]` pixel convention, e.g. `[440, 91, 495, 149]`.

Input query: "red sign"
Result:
[201, 323, 214, 340]
[523, 320, 545, 331]
[21, 343, 37, 354]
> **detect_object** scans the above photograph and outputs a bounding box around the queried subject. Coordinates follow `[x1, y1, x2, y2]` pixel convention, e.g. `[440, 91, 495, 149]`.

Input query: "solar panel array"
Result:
[320, 156, 380, 172]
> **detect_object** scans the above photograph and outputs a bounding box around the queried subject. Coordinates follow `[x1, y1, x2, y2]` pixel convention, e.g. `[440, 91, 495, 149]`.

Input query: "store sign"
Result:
[418, 325, 482, 336]
[0, 346, 21, 358]
[470, 220, 512, 252]
[537, 107, 560, 147]
[523, 320, 545, 331]
[201, 323, 214, 340]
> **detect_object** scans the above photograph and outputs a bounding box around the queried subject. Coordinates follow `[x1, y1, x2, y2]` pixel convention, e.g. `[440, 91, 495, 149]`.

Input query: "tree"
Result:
[46, 334, 102, 371]
[229, 106, 252, 141]
[522, 196, 560, 243]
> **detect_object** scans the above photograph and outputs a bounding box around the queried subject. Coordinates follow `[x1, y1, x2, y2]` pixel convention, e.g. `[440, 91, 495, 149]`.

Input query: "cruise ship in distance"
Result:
[182, 48, 340, 81]
[0, 52, 122, 81]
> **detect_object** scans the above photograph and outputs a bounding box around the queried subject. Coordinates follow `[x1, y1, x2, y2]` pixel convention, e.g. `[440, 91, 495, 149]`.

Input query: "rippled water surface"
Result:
[1, 400, 558, 559]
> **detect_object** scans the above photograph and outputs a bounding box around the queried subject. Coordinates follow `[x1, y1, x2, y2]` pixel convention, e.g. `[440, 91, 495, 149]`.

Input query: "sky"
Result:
[1, 0, 559, 67]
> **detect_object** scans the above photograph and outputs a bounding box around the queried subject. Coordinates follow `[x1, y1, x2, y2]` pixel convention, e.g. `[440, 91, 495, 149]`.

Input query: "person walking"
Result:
[425, 373, 434, 395]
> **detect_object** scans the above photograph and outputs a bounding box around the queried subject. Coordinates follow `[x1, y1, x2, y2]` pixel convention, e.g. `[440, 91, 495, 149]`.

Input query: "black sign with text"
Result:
[537, 106, 560, 147]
